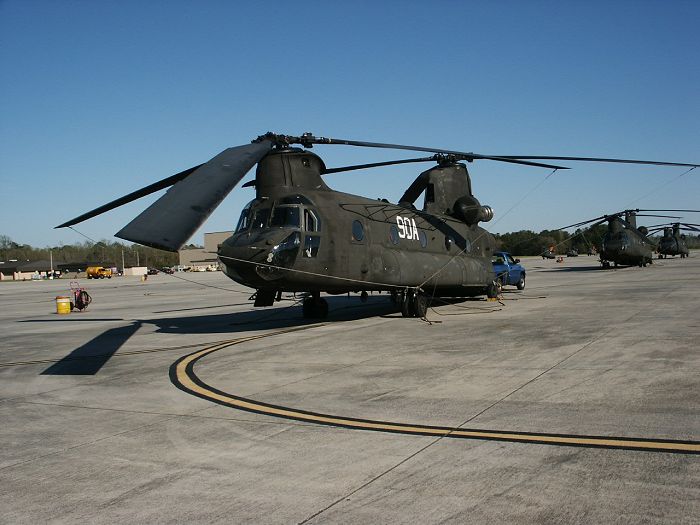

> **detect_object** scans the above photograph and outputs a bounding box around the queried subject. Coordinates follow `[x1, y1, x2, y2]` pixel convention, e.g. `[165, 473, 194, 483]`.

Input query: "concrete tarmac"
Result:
[1, 256, 698, 524]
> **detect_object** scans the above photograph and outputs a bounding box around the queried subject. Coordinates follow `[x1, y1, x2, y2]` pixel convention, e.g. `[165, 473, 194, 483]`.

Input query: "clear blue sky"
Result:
[1, 0, 698, 248]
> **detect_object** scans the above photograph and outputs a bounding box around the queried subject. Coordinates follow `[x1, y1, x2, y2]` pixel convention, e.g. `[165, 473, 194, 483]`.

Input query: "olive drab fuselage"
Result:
[657, 225, 689, 257]
[218, 148, 497, 296]
[600, 213, 654, 266]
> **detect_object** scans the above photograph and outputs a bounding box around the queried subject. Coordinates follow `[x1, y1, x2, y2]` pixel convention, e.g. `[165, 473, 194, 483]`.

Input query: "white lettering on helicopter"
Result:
[396, 216, 420, 241]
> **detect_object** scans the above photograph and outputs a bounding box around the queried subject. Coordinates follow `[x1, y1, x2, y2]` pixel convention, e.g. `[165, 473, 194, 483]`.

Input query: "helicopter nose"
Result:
[218, 229, 302, 282]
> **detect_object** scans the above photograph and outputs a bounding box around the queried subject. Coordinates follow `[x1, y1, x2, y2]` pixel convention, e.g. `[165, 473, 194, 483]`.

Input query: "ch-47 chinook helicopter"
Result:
[56, 133, 699, 318]
[647, 220, 700, 258]
[559, 209, 695, 268]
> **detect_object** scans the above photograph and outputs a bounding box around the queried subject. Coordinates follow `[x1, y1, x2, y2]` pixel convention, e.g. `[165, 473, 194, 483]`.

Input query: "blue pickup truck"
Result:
[492, 251, 526, 290]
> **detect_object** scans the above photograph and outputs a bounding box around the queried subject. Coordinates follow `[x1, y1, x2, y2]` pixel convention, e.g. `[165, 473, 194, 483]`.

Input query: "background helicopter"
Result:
[57, 133, 699, 318]
[647, 221, 700, 258]
[559, 209, 695, 268]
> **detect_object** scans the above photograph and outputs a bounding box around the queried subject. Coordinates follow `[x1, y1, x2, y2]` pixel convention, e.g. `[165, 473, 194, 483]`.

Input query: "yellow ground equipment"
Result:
[86, 266, 112, 279]
[55, 296, 71, 314]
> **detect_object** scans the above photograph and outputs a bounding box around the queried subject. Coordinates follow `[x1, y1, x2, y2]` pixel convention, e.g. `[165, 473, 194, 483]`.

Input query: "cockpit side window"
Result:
[304, 209, 321, 232]
[235, 201, 254, 232]
[270, 205, 300, 228]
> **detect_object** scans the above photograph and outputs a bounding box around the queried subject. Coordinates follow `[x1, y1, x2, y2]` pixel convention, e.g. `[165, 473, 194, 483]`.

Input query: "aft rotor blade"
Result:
[56, 164, 203, 228]
[635, 214, 682, 219]
[487, 156, 699, 168]
[308, 136, 569, 170]
[116, 140, 273, 251]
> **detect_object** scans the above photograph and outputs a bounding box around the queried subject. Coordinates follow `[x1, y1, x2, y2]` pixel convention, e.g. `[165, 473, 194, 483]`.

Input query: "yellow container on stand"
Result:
[55, 296, 71, 314]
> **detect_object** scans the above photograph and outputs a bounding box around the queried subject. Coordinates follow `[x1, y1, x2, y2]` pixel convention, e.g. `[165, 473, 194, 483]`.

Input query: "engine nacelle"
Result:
[480, 205, 494, 223]
[453, 196, 494, 225]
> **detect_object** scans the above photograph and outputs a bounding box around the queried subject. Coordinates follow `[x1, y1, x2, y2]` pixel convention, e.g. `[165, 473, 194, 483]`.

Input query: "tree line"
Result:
[0, 235, 180, 269]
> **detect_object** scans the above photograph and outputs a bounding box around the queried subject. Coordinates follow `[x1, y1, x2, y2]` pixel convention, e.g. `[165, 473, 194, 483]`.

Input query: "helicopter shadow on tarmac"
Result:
[40, 321, 143, 376]
[38, 296, 399, 376]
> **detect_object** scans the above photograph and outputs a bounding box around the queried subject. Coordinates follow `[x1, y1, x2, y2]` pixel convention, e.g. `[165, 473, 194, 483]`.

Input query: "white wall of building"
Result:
[123, 266, 148, 276]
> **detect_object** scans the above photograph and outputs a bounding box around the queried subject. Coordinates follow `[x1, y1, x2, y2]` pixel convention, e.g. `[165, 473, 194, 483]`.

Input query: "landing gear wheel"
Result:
[399, 290, 428, 318]
[302, 295, 328, 319]
[516, 274, 526, 290]
[413, 292, 428, 318]
[400, 291, 415, 318]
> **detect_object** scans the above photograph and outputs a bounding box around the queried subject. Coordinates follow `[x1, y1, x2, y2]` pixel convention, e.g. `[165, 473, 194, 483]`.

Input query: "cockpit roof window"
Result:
[280, 194, 314, 205]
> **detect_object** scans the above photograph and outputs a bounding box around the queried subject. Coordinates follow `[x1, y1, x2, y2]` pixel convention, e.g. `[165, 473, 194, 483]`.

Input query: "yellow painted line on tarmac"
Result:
[171, 329, 700, 455]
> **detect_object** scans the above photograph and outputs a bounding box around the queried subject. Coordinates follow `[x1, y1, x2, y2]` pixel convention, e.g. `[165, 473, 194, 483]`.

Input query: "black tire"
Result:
[302, 298, 314, 318]
[516, 274, 525, 290]
[316, 298, 328, 318]
[400, 291, 414, 318]
[413, 293, 428, 318]
[303, 297, 329, 319]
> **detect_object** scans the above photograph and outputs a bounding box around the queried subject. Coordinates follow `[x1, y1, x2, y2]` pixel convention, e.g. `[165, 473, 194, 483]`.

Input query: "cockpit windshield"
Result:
[270, 205, 300, 228]
[251, 208, 271, 230]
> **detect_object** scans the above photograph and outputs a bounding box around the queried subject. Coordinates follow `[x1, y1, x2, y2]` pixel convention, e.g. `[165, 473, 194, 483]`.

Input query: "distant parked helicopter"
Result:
[56, 133, 699, 318]
[647, 221, 700, 258]
[559, 209, 692, 268]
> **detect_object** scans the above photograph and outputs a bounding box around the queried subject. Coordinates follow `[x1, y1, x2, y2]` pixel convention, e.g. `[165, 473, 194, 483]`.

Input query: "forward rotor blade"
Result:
[645, 222, 700, 232]
[116, 141, 273, 251]
[55, 164, 203, 228]
[308, 136, 569, 170]
[322, 156, 435, 175]
[487, 156, 699, 168]
[636, 209, 700, 213]
[558, 215, 608, 230]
